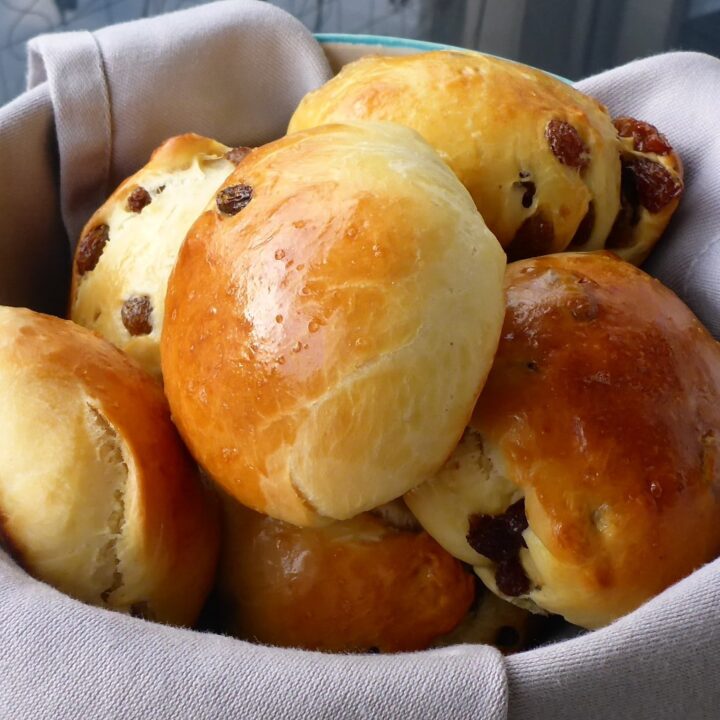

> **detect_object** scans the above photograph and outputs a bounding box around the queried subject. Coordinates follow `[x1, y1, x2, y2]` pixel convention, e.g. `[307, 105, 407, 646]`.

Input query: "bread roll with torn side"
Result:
[0, 306, 219, 626]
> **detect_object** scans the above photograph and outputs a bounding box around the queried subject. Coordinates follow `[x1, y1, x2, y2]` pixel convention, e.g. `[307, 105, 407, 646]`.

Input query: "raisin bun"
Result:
[70, 134, 249, 378]
[289, 51, 683, 263]
[162, 122, 506, 527]
[214, 497, 474, 652]
[0, 307, 219, 626]
[406, 253, 720, 629]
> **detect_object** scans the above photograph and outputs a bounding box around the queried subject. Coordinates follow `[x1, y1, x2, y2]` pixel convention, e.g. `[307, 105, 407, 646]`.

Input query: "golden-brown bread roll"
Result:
[406, 252, 720, 628]
[70, 134, 246, 378]
[213, 497, 475, 652]
[289, 51, 683, 263]
[0, 306, 219, 626]
[162, 122, 506, 526]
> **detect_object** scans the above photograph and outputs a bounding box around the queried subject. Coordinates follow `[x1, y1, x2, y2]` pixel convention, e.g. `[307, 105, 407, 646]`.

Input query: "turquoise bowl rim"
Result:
[315, 33, 571, 84]
[315, 32, 458, 53]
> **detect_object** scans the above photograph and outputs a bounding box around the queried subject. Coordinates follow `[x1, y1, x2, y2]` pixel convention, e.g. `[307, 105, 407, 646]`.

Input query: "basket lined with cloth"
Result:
[2, 1, 720, 718]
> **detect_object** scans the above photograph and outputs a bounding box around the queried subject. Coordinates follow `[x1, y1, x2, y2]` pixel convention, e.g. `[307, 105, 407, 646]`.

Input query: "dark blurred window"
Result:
[0, 0, 717, 105]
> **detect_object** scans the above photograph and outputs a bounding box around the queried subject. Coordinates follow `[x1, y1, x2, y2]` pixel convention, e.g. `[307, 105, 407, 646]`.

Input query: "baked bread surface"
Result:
[162, 121, 506, 526]
[0, 306, 219, 626]
[407, 252, 720, 628]
[214, 497, 475, 652]
[70, 134, 238, 378]
[289, 51, 683, 264]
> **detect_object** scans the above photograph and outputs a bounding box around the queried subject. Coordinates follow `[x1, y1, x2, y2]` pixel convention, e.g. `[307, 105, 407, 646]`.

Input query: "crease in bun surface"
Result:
[70, 134, 241, 378]
[289, 51, 683, 264]
[0, 307, 219, 627]
[162, 121, 506, 527]
[406, 252, 720, 628]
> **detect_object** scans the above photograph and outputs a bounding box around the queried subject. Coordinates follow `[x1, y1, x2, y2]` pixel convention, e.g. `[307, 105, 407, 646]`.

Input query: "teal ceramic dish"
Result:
[315, 33, 571, 84]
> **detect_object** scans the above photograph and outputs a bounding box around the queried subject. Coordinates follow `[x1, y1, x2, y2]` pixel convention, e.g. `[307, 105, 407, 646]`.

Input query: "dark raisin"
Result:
[468, 500, 530, 597]
[621, 156, 682, 213]
[495, 625, 521, 648]
[467, 499, 528, 563]
[127, 186, 152, 213]
[569, 202, 595, 248]
[614, 117, 672, 155]
[506, 212, 555, 261]
[620, 161, 642, 220]
[76, 224, 110, 275]
[503, 500, 529, 539]
[606, 162, 643, 249]
[225, 146, 253, 164]
[514, 179, 536, 208]
[130, 601, 152, 620]
[121, 295, 153, 336]
[217, 183, 253, 215]
[496, 557, 531, 597]
[546, 119, 589, 169]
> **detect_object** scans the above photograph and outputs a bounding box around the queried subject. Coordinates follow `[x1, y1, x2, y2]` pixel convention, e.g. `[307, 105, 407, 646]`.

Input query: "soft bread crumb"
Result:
[85, 403, 129, 607]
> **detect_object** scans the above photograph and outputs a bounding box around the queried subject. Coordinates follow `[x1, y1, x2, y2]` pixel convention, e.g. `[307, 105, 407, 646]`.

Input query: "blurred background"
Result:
[1, 0, 719, 105]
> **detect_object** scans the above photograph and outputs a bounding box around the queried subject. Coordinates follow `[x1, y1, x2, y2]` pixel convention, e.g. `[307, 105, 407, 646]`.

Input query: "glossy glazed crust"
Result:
[70, 134, 236, 378]
[0, 307, 219, 626]
[409, 253, 720, 628]
[289, 51, 622, 258]
[214, 498, 475, 652]
[162, 122, 506, 526]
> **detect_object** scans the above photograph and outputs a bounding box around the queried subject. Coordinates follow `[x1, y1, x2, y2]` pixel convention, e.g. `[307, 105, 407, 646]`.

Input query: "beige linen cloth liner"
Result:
[0, 1, 719, 718]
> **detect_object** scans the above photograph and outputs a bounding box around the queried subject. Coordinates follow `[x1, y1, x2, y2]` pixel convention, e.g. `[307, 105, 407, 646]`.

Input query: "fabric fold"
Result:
[577, 51, 720, 337]
[27, 0, 333, 243]
[0, 549, 508, 720]
[28, 31, 112, 242]
[2, 2, 720, 717]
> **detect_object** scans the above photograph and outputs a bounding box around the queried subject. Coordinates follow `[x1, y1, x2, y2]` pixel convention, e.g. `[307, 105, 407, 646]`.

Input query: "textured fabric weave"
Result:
[1, 2, 719, 717]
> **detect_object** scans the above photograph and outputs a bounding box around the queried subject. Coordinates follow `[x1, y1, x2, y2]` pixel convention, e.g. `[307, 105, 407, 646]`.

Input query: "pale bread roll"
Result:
[70, 134, 243, 378]
[289, 51, 683, 264]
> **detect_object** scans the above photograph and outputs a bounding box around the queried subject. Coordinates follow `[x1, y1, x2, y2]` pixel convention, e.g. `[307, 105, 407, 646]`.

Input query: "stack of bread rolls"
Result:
[3, 50, 718, 654]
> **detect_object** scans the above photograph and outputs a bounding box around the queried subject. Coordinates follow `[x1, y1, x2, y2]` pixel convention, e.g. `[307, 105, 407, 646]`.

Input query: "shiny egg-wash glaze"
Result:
[162, 122, 506, 527]
[215, 498, 475, 652]
[408, 253, 720, 628]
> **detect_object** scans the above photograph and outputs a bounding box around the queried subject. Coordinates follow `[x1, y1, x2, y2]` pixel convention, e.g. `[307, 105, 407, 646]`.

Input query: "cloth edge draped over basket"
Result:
[1, 2, 720, 718]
